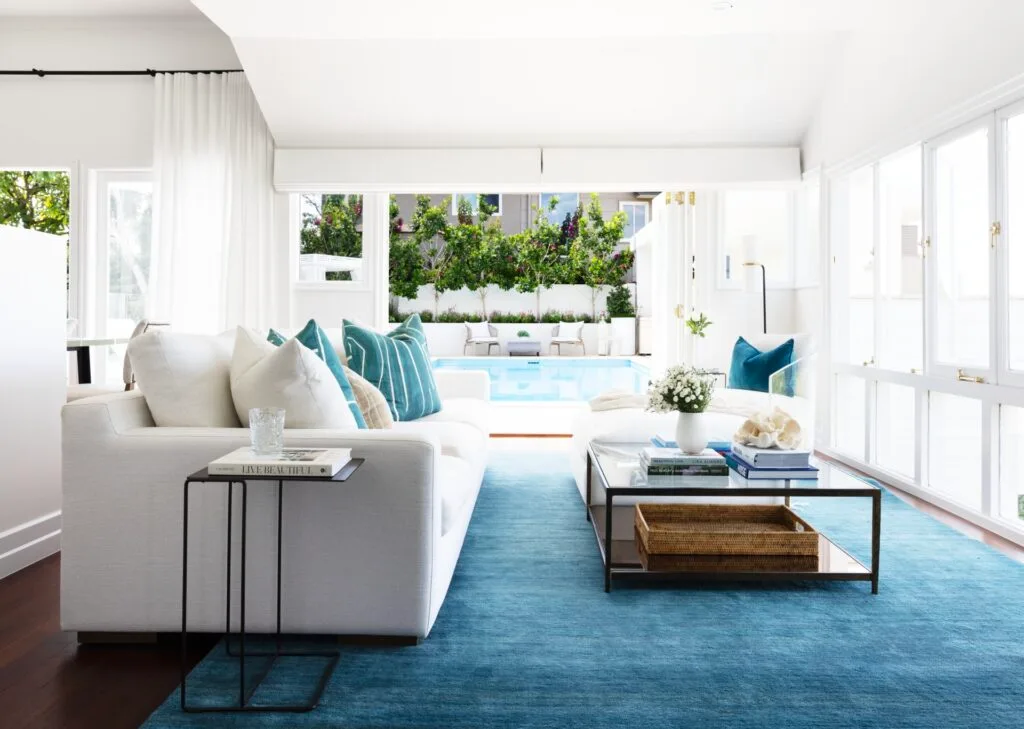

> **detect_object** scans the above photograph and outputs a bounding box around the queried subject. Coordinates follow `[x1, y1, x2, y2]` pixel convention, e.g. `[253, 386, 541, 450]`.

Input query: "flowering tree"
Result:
[516, 196, 575, 318]
[569, 194, 631, 319]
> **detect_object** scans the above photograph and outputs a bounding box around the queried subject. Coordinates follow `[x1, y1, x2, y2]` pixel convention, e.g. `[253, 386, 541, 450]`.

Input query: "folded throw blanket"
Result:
[589, 389, 647, 412]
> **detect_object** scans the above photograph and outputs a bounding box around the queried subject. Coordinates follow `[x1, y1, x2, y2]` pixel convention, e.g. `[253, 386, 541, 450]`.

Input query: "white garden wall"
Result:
[394, 283, 636, 320]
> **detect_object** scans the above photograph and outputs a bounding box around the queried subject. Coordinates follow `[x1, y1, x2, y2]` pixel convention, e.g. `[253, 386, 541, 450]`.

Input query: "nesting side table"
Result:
[180, 459, 364, 713]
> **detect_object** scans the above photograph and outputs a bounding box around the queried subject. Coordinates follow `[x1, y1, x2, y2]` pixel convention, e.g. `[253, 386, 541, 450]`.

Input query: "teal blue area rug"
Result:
[145, 452, 1024, 728]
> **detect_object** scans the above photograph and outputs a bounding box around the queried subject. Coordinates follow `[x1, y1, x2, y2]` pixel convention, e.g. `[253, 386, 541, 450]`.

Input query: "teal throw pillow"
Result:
[267, 321, 367, 429]
[342, 313, 441, 422]
[727, 336, 795, 394]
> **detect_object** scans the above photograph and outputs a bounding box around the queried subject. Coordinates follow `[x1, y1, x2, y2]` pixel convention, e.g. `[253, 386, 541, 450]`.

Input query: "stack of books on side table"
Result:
[725, 442, 819, 480]
[209, 447, 352, 477]
[639, 447, 730, 486]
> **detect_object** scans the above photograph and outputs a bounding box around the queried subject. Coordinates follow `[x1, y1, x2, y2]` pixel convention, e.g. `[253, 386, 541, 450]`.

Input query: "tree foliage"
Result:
[300, 194, 402, 282]
[0, 171, 70, 236]
[389, 192, 637, 319]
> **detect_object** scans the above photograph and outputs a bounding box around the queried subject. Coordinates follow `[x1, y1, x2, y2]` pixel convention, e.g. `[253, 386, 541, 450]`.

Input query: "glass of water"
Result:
[249, 407, 285, 455]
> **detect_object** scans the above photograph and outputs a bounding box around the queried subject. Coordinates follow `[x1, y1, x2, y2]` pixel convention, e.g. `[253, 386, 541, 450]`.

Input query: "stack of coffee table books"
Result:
[638, 447, 730, 486]
[725, 443, 819, 480]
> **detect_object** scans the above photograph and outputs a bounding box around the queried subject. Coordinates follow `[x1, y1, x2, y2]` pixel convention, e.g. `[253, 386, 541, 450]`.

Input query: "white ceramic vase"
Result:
[675, 411, 709, 455]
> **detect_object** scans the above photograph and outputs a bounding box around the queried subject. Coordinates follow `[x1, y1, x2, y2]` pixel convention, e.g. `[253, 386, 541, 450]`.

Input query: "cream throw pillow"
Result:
[558, 320, 584, 340]
[466, 321, 492, 339]
[344, 366, 394, 429]
[230, 327, 358, 429]
[128, 330, 239, 427]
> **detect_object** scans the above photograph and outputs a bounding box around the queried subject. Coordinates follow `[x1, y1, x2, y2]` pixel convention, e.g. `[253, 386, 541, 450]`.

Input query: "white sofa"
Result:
[60, 368, 490, 642]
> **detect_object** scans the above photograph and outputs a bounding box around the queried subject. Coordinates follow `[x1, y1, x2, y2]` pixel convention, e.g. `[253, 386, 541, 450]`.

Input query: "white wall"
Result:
[802, 1, 1024, 170]
[0, 227, 65, 579]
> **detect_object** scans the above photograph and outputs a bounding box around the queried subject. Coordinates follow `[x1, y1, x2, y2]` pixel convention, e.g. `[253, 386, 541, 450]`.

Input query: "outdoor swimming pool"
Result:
[432, 357, 650, 402]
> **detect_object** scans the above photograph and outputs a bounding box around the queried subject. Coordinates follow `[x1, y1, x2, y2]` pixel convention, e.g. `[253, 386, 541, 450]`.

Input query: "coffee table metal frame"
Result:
[180, 460, 364, 713]
[585, 444, 880, 594]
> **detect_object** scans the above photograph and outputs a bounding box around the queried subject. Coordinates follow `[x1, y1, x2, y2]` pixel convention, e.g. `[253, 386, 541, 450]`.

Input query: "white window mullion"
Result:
[982, 401, 998, 516]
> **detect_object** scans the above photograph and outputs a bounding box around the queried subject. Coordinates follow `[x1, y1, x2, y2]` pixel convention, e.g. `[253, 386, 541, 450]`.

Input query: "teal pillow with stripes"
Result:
[342, 313, 441, 422]
[267, 321, 367, 429]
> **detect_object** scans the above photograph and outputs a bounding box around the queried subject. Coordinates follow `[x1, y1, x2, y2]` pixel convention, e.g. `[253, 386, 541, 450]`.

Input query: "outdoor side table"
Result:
[180, 459, 364, 713]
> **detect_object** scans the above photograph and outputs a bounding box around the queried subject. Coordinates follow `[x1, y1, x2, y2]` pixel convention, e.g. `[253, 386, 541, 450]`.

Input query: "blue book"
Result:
[726, 452, 819, 480]
[651, 436, 732, 454]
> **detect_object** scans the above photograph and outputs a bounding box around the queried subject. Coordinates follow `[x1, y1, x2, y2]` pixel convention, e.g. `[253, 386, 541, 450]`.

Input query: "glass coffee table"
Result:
[586, 441, 881, 594]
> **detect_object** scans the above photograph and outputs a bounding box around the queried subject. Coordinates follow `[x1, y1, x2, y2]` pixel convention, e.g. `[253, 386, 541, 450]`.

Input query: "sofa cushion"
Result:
[343, 313, 441, 422]
[268, 321, 367, 428]
[438, 456, 474, 536]
[127, 330, 239, 427]
[346, 367, 394, 429]
[230, 328, 358, 429]
[411, 398, 490, 436]
[728, 336, 794, 394]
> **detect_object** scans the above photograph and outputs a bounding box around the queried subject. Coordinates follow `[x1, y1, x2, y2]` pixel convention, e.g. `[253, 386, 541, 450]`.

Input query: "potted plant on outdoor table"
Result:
[646, 365, 716, 454]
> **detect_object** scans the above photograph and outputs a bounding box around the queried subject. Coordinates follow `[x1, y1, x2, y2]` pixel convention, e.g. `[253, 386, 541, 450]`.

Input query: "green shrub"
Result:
[489, 311, 537, 324]
[436, 308, 483, 323]
[606, 285, 636, 318]
[418, 310, 434, 323]
[540, 309, 592, 323]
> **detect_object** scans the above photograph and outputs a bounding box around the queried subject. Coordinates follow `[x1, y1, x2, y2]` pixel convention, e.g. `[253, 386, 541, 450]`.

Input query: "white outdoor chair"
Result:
[550, 323, 586, 355]
[67, 320, 170, 402]
[464, 322, 500, 355]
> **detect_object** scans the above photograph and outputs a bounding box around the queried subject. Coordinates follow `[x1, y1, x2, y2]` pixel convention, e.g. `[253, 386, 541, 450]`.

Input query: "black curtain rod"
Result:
[0, 69, 244, 77]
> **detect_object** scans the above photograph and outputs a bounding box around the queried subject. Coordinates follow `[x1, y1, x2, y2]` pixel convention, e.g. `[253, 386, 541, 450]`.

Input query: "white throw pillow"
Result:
[230, 327, 358, 429]
[558, 321, 584, 340]
[467, 321, 491, 339]
[128, 330, 239, 427]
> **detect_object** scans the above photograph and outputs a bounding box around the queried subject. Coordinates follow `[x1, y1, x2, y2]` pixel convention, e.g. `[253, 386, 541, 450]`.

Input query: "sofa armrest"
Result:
[433, 369, 490, 401]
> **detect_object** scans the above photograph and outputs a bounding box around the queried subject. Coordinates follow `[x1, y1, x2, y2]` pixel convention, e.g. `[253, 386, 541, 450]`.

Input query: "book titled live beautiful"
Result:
[208, 447, 352, 477]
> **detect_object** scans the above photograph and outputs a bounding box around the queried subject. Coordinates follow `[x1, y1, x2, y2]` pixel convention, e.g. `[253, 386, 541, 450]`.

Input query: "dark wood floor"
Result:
[0, 554, 215, 729]
[2, 461, 1023, 729]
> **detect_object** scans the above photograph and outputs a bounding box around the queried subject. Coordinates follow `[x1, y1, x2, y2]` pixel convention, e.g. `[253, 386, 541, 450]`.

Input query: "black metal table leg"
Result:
[604, 493, 613, 593]
[180, 480, 189, 711]
[585, 452, 592, 522]
[871, 490, 881, 594]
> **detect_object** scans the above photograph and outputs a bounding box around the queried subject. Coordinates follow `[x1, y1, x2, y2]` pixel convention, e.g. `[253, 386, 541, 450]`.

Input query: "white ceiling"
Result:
[0, 0, 200, 16]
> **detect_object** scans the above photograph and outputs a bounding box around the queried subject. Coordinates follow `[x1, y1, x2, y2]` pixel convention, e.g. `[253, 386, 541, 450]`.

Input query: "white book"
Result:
[643, 473, 731, 487]
[731, 442, 810, 468]
[209, 447, 352, 477]
[642, 447, 725, 465]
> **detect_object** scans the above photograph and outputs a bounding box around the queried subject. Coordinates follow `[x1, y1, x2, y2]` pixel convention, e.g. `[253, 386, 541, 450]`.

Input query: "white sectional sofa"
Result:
[60, 368, 490, 642]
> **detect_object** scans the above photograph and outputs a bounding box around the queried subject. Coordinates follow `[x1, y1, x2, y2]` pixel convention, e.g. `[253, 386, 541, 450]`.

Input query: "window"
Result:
[794, 174, 820, 287]
[452, 193, 502, 217]
[1000, 405, 1024, 525]
[539, 193, 579, 225]
[100, 175, 153, 337]
[877, 146, 923, 371]
[831, 165, 875, 366]
[929, 124, 991, 370]
[928, 392, 983, 511]
[619, 201, 649, 240]
[297, 193, 365, 282]
[1004, 110, 1024, 374]
[873, 383, 916, 479]
[832, 374, 867, 459]
[719, 190, 794, 288]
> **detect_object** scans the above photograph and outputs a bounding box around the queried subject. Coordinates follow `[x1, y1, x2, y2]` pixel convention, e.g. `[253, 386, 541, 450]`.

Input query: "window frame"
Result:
[291, 192, 372, 291]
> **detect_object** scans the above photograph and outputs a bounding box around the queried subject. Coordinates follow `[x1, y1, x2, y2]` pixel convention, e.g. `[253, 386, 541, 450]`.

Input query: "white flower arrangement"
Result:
[646, 365, 715, 415]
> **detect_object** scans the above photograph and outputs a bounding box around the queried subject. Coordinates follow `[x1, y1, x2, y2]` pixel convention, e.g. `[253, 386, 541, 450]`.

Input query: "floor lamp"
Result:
[742, 261, 767, 334]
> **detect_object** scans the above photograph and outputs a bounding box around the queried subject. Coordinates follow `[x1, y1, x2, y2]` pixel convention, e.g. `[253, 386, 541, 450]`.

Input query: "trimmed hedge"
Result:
[388, 308, 597, 324]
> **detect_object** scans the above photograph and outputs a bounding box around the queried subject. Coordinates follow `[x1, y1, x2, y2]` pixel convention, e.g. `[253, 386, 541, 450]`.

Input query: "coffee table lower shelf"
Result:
[588, 505, 873, 589]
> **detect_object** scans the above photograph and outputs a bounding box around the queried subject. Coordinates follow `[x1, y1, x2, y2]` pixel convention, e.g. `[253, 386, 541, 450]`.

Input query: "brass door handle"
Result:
[956, 368, 985, 384]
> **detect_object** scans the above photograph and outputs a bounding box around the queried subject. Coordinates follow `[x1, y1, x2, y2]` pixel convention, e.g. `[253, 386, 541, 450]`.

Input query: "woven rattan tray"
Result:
[634, 504, 819, 558]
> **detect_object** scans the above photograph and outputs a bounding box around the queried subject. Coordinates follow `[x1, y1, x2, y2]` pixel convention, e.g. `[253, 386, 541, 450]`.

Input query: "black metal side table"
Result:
[180, 458, 364, 713]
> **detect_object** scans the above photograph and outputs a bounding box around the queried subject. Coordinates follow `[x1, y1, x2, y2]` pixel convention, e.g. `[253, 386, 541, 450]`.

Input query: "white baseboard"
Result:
[0, 511, 61, 581]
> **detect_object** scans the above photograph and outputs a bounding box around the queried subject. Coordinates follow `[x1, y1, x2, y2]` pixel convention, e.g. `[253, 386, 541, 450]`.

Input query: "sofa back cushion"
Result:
[128, 330, 240, 427]
[230, 327, 358, 429]
[343, 313, 441, 422]
[727, 336, 795, 394]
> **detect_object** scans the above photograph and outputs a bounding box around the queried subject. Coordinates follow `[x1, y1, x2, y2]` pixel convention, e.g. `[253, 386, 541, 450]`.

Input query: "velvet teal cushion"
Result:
[727, 336, 795, 394]
[342, 313, 441, 422]
[267, 321, 367, 429]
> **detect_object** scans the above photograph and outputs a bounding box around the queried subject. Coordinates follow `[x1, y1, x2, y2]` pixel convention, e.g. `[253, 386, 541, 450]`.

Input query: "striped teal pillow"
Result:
[342, 314, 441, 422]
[267, 321, 367, 429]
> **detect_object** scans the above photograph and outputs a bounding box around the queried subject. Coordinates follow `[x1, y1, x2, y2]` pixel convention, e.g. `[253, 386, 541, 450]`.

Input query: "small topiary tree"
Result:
[606, 284, 636, 318]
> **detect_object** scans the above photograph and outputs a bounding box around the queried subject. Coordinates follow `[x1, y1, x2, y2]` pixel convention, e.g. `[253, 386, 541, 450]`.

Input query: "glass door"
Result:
[925, 119, 995, 380]
[998, 102, 1024, 387]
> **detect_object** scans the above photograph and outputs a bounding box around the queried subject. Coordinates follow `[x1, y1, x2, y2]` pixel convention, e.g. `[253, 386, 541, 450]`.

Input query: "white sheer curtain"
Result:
[148, 72, 283, 334]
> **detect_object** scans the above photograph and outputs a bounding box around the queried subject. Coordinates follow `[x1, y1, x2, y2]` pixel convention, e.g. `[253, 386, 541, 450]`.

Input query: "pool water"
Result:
[433, 358, 650, 402]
